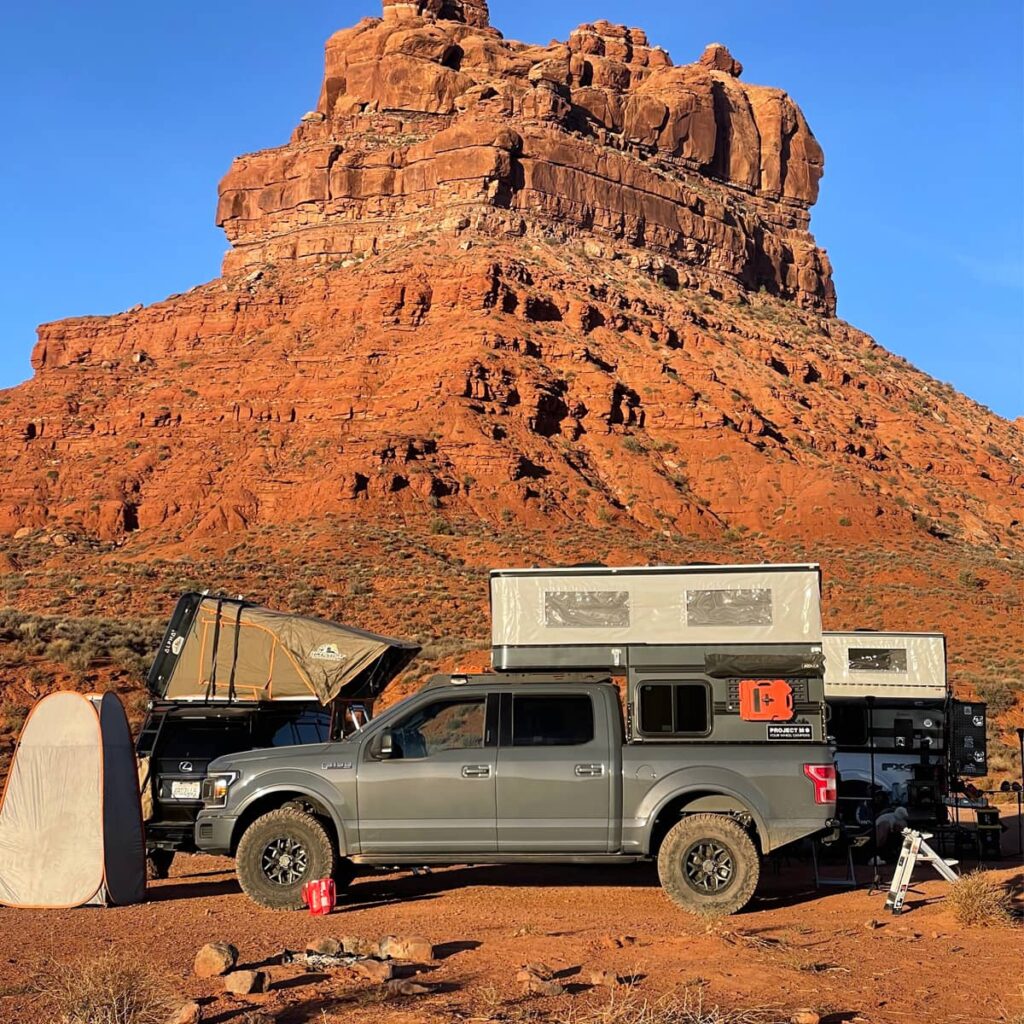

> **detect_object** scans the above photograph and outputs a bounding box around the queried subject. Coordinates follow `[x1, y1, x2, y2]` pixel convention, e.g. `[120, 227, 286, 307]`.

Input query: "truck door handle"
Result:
[461, 765, 491, 779]
[575, 763, 605, 777]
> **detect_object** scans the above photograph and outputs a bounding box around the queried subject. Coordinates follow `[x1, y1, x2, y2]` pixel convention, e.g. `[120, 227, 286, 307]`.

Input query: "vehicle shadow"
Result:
[344, 862, 660, 908]
[148, 877, 241, 901]
[344, 859, 835, 914]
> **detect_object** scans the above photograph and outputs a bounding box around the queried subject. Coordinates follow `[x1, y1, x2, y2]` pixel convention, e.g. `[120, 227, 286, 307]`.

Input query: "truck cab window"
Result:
[392, 698, 485, 758]
[511, 694, 594, 746]
[638, 682, 710, 736]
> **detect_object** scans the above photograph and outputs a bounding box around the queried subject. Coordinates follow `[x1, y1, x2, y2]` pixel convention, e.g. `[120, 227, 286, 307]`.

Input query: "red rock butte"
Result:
[0, 0, 1020, 570]
[212, 0, 832, 311]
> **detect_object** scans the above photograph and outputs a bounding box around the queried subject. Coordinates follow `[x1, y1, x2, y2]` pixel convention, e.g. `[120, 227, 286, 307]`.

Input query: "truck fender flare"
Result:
[639, 768, 771, 853]
[233, 774, 350, 856]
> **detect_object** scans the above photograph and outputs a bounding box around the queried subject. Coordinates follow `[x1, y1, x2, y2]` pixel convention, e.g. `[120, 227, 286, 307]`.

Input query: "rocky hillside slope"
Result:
[0, 0, 1021, 768]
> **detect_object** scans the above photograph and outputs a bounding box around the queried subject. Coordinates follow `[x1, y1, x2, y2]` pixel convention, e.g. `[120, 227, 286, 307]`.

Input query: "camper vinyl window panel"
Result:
[637, 682, 712, 738]
[685, 588, 773, 627]
[848, 648, 908, 673]
[543, 590, 630, 629]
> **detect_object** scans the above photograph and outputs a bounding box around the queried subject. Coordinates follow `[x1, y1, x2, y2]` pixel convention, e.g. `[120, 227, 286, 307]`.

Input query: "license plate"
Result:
[171, 780, 202, 800]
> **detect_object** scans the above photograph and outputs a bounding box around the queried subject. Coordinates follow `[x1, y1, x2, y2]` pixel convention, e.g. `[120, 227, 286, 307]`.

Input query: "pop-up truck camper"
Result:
[490, 563, 827, 746]
[823, 631, 988, 828]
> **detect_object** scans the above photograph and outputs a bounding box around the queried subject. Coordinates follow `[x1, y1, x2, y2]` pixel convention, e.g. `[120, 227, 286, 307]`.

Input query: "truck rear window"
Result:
[511, 695, 594, 746]
[638, 682, 710, 736]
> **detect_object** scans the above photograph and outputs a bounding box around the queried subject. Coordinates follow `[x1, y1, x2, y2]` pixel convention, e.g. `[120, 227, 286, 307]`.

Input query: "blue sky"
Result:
[1, 2, 1021, 418]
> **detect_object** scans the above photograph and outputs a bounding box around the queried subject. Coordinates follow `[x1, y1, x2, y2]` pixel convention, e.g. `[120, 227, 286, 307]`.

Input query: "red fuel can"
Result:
[738, 679, 794, 722]
[302, 877, 336, 916]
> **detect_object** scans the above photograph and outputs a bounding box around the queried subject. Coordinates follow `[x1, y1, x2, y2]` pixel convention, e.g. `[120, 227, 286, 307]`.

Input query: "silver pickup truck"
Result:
[196, 674, 836, 915]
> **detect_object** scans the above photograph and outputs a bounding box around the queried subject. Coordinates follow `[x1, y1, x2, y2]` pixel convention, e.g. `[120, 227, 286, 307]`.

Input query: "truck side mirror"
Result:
[378, 731, 394, 759]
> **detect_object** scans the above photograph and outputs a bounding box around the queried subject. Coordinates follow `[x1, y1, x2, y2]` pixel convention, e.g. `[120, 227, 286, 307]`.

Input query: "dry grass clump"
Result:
[556, 987, 788, 1024]
[947, 870, 1016, 927]
[38, 951, 179, 1024]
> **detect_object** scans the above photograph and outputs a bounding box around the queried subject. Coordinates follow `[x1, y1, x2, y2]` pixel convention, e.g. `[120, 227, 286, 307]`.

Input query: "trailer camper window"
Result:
[848, 648, 908, 673]
[511, 695, 594, 746]
[543, 591, 630, 629]
[685, 588, 773, 627]
[638, 682, 710, 736]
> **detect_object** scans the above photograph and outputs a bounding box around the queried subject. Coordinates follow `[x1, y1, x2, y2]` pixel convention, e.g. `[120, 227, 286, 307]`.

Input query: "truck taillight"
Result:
[803, 763, 836, 804]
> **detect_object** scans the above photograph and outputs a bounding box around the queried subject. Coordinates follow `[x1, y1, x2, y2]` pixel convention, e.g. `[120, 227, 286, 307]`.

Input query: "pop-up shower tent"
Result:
[0, 691, 146, 908]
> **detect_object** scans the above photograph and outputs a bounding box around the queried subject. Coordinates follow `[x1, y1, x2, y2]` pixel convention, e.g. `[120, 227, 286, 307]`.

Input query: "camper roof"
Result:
[490, 563, 823, 652]
[823, 631, 947, 700]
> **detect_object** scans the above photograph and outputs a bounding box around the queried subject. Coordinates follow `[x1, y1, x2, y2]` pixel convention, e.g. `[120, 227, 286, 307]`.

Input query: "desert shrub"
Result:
[38, 951, 178, 1024]
[972, 677, 1020, 717]
[557, 987, 787, 1024]
[947, 871, 1015, 927]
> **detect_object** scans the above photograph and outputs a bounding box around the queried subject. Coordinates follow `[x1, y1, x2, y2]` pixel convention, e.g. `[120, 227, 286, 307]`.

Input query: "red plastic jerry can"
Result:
[738, 679, 794, 722]
[302, 877, 336, 916]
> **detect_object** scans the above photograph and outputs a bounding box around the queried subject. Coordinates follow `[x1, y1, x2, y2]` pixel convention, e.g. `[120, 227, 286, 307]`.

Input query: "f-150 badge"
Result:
[322, 761, 353, 770]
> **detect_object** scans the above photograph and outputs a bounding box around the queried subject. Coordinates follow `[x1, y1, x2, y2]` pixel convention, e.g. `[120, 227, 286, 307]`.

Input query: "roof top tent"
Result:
[823, 632, 954, 822]
[490, 564, 827, 745]
[147, 593, 421, 706]
[0, 692, 146, 908]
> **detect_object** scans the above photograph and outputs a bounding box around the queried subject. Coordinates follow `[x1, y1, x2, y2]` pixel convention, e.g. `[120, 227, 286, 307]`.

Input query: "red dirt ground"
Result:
[1, 846, 1020, 1024]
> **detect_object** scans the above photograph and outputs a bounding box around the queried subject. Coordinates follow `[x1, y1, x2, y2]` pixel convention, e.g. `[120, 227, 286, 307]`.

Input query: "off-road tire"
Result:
[145, 849, 175, 881]
[657, 813, 760, 917]
[236, 807, 335, 910]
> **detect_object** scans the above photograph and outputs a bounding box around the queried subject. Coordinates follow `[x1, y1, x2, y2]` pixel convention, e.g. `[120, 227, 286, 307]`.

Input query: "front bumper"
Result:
[194, 810, 238, 855]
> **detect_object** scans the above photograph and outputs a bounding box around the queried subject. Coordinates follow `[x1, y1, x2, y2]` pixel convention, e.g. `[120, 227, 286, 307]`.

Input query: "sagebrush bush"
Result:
[947, 871, 1015, 927]
[38, 952, 178, 1024]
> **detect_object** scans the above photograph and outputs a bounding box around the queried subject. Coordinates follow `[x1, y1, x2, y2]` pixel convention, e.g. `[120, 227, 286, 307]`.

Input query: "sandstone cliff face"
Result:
[210, 6, 831, 311]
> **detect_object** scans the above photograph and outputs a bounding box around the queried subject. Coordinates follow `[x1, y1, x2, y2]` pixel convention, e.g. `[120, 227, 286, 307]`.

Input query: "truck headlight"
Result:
[202, 772, 238, 807]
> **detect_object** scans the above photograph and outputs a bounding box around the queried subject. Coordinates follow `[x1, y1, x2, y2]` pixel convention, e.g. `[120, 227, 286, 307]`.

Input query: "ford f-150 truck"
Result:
[196, 673, 836, 915]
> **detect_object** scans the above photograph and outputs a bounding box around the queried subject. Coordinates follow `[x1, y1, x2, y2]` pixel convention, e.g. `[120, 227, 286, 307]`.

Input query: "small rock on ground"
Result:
[589, 970, 623, 988]
[306, 937, 342, 955]
[386, 979, 431, 996]
[168, 1002, 202, 1024]
[791, 1012, 821, 1024]
[193, 942, 238, 978]
[224, 970, 267, 995]
[519, 976, 565, 997]
[378, 934, 435, 961]
[340, 935, 379, 956]
[351, 959, 394, 983]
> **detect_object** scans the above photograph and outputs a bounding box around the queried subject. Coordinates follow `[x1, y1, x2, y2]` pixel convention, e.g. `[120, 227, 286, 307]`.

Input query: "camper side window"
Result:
[848, 648, 908, 673]
[638, 682, 710, 737]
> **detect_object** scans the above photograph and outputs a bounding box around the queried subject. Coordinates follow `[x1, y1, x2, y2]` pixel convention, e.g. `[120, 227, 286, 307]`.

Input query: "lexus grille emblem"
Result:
[179, 761, 194, 773]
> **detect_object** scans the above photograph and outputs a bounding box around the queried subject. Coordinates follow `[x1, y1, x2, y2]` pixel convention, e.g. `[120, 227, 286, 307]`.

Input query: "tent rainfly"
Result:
[0, 691, 146, 908]
[147, 593, 421, 704]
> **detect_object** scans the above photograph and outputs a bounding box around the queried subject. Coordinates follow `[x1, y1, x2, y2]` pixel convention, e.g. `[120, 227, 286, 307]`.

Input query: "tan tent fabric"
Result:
[159, 597, 416, 704]
[491, 565, 823, 648]
[0, 691, 145, 908]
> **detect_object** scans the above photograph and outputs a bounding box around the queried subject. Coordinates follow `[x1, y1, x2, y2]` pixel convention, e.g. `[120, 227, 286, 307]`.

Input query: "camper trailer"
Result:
[490, 564, 828, 745]
[823, 631, 987, 826]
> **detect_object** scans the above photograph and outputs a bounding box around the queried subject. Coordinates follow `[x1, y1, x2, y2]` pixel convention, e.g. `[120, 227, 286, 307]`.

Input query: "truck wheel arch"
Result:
[646, 788, 768, 858]
[231, 788, 348, 857]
